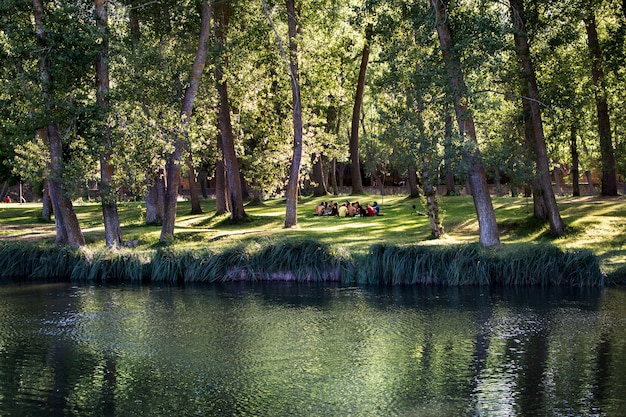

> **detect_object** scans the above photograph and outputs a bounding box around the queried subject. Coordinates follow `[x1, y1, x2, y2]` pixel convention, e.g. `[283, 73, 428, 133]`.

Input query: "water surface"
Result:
[0, 282, 624, 416]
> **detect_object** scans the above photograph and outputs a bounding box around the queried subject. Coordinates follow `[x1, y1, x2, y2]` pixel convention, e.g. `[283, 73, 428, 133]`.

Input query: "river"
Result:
[0, 282, 624, 416]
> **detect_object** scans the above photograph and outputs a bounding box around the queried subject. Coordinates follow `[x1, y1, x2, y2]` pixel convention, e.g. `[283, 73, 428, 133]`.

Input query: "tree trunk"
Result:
[423, 165, 444, 238]
[553, 167, 563, 196]
[214, 0, 246, 221]
[585, 170, 596, 195]
[330, 157, 339, 195]
[349, 35, 370, 195]
[187, 154, 202, 214]
[215, 133, 228, 214]
[45, 124, 86, 247]
[443, 114, 457, 196]
[584, 13, 618, 196]
[96, 0, 123, 248]
[571, 120, 580, 197]
[145, 170, 165, 224]
[431, 0, 500, 247]
[41, 180, 53, 222]
[283, 0, 303, 228]
[33, 0, 85, 248]
[160, 0, 211, 242]
[312, 154, 328, 196]
[407, 164, 420, 198]
[510, 0, 565, 235]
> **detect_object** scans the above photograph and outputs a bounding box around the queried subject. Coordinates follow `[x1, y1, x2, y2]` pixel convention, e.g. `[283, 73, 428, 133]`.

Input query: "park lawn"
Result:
[0, 194, 625, 276]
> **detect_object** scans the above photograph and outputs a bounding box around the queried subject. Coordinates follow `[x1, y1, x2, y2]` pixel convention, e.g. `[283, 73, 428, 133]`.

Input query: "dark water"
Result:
[0, 282, 625, 417]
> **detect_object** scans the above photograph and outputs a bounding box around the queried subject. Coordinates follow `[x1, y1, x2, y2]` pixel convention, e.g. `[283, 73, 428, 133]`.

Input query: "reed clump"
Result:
[0, 240, 605, 286]
[360, 243, 604, 286]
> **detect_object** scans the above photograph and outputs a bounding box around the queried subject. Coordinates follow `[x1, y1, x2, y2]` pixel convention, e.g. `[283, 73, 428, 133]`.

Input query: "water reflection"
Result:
[0, 283, 624, 416]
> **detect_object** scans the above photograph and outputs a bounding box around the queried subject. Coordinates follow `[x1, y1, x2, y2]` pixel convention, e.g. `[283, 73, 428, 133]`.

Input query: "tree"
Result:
[284, 0, 304, 228]
[349, 26, 371, 195]
[430, 0, 500, 247]
[510, 0, 565, 236]
[213, 0, 247, 221]
[95, 0, 123, 248]
[32, 0, 85, 248]
[160, 0, 213, 242]
[583, 9, 618, 196]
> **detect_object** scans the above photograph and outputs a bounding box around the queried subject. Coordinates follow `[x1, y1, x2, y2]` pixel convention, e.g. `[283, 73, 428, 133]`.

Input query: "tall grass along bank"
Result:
[0, 240, 604, 286]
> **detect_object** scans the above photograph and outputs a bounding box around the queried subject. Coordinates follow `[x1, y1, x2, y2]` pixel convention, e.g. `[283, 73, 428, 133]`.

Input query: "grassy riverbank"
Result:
[0, 194, 624, 284]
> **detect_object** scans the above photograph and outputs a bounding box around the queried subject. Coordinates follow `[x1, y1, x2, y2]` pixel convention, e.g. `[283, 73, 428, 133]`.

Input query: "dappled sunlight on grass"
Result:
[2, 194, 625, 275]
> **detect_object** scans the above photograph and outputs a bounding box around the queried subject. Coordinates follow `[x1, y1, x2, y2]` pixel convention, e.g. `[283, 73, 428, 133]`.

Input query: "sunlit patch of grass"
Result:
[2, 194, 625, 283]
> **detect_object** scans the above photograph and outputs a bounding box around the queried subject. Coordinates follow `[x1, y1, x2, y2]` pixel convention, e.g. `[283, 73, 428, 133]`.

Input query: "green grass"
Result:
[1, 194, 624, 284]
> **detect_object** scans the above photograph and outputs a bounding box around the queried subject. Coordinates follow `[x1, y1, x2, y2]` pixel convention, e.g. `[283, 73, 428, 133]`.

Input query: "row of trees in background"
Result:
[1, 0, 624, 248]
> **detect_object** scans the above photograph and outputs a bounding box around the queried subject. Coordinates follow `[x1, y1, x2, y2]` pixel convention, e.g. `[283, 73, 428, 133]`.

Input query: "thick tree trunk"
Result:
[349, 38, 370, 195]
[145, 170, 165, 224]
[96, 0, 123, 248]
[571, 121, 580, 197]
[443, 114, 457, 196]
[214, 0, 246, 221]
[584, 13, 618, 196]
[33, 0, 84, 248]
[511, 0, 565, 235]
[431, 0, 500, 247]
[284, 0, 303, 228]
[45, 124, 86, 247]
[161, 0, 211, 241]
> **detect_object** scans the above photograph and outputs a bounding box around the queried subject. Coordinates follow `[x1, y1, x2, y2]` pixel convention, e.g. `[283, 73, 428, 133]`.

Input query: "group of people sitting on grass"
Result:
[314, 200, 381, 217]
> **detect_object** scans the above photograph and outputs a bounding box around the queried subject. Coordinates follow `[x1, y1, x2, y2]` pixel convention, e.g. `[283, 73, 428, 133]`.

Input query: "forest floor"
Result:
[1, 194, 625, 277]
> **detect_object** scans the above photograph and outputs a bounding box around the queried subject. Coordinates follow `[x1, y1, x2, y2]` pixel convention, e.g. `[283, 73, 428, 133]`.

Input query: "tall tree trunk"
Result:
[145, 170, 165, 224]
[283, 0, 303, 228]
[33, 0, 85, 248]
[571, 120, 580, 197]
[187, 154, 202, 214]
[510, 0, 565, 235]
[553, 167, 563, 196]
[312, 154, 328, 196]
[214, 0, 246, 221]
[330, 157, 339, 195]
[407, 165, 420, 198]
[585, 170, 596, 195]
[431, 0, 500, 247]
[215, 133, 228, 214]
[443, 114, 457, 196]
[95, 0, 123, 248]
[349, 34, 370, 195]
[584, 13, 618, 196]
[45, 124, 86, 247]
[41, 179, 53, 221]
[160, 0, 211, 242]
[414, 73, 443, 238]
